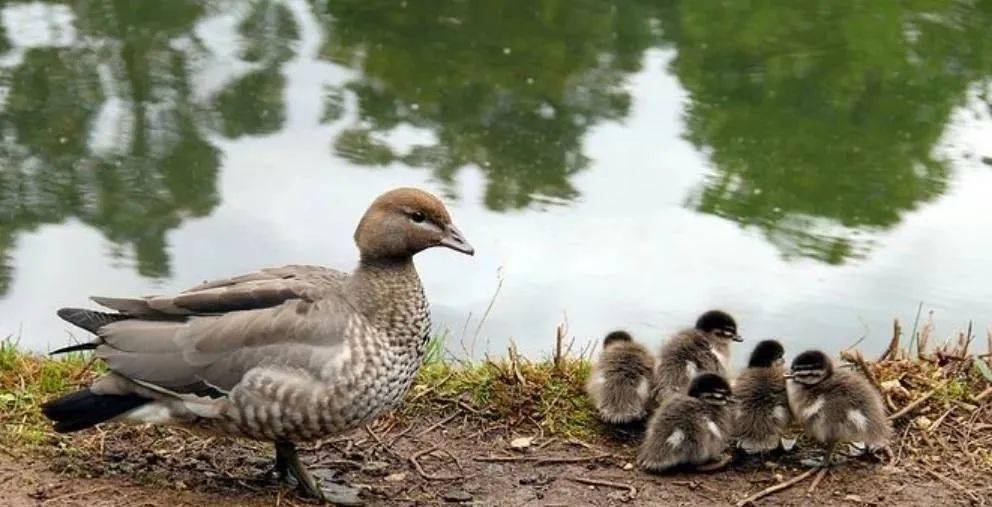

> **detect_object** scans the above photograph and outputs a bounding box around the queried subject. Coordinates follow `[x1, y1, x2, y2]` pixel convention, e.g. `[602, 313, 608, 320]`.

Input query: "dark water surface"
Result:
[2, 1, 991, 360]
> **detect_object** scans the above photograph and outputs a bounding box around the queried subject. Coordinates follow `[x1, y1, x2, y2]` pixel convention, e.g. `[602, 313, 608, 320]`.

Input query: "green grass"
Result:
[405, 353, 597, 438]
[3, 334, 989, 458]
[0, 340, 105, 447]
[0, 335, 600, 450]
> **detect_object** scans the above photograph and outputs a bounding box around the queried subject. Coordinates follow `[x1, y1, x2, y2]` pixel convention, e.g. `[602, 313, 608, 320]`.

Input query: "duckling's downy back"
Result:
[788, 368, 891, 447]
[732, 339, 791, 452]
[652, 330, 727, 402]
[733, 365, 791, 452]
[586, 332, 654, 423]
[638, 373, 732, 472]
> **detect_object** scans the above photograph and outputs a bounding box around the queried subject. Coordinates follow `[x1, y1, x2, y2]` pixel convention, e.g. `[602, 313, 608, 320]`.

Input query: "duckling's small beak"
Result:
[731, 334, 744, 343]
[439, 223, 474, 256]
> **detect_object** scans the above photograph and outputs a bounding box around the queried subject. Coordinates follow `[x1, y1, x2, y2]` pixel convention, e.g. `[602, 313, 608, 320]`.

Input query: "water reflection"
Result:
[0, 0, 990, 337]
[657, 0, 992, 263]
[311, 0, 654, 210]
[215, 0, 299, 137]
[0, 1, 302, 294]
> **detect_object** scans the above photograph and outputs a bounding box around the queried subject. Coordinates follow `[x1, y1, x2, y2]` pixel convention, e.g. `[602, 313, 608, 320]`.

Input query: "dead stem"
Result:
[567, 476, 637, 499]
[921, 465, 981, 504]
[889, 390, 936, 420]
[806, 467, 828, 494]
[408, 446, 462, 481]
[736, 468, 818, 506]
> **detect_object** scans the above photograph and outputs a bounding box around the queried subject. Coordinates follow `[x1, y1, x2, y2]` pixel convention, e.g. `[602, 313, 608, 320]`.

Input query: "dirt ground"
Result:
[0, 412, 980, 506]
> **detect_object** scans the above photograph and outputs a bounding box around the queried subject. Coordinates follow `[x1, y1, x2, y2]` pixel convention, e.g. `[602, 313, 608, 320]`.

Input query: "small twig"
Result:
[473, 455, 527, 463]
[409, 446, 462, 481]
[473, 452, 610, 465]
[536, 453, 611, 466]
[921, 465, 980, 504]
[928, 407, 955, 433]
[736, 468, 818, 506]
[908, 302, 924, 358]
[365, 424, 402, 459]
[471, 270, 503, 346]
[554, 323, 566, 371]
[42, 485, 114, 504]
[974, 386, 992, 403]
[567, 476, 637, 499]
[879, 319, 902, 362]
[414, 411, 461, 438]
[840, 349, 883, 396]
[73, 354, 97, 383]
[889, 390, 935, 420]
[409, 373, 453, 402]
[807, 467, 828, 494]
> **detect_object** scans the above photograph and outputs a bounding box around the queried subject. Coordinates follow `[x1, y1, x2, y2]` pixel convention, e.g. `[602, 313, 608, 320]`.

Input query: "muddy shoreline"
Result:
[1, 332, 989, 506]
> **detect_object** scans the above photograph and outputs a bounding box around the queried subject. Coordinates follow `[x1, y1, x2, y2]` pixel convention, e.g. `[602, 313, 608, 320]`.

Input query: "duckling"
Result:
[653, 310, 743, 403]
[785, 350, 892, 466]
[585, 331, 655, 424]
[732, 340, 792, 453]
[637, 373, 734, 472]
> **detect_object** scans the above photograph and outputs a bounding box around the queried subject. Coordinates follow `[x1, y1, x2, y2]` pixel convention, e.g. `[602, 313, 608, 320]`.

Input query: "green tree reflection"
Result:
[0, 0, 296, 293]
[657, 0, 992, 263]
[312, 0, 655, 210]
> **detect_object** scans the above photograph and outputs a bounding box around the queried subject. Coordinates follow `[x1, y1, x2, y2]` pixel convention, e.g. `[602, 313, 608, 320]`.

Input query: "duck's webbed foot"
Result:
[800, 441, 848, 468]
[274, 441, 364, 505]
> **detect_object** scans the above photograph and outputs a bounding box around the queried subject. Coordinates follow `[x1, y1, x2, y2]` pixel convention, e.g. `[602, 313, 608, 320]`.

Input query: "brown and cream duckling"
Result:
[585, 331, 655, 424]
[785, 350, 892, 466]
[41, 188, 474, 502]
[652, 310, 743, 403]
[732, 340, 792, 453]
[638, 372, 734, 472]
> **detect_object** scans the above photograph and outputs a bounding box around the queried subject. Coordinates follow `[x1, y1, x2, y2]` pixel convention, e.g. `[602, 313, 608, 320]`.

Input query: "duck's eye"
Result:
[410, 211, 426, 223]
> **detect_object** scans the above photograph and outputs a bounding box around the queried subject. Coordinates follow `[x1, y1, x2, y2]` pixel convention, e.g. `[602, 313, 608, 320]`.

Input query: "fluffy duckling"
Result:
[732, 340, 792, 453]
[653, 310, 743, 402]
[785, 350, 892, 466]
[637, 373, 734, 472]
[586, 331, 655, 424]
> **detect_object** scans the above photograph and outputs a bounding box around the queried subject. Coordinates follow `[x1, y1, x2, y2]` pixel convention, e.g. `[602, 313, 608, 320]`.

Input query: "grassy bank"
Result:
[2, 324, 990, 472]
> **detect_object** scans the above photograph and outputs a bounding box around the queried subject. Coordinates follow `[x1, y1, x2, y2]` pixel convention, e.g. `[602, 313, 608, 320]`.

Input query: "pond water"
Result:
[2, 0, 991, 361]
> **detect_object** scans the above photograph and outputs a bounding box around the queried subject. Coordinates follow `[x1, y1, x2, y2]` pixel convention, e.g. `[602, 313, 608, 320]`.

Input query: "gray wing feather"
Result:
[88, 266, 354, 396]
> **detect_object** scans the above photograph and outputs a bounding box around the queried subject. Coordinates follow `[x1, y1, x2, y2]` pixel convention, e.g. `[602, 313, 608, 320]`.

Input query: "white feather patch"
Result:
[182, 398, 225, 418]
[320, 344, 353, 379]
[772, 405, 789, 424]
[123, 403, 173, 424]
[802, 396, 825, 420]
[685, 361, 699, 380]
[711, 347, 729, 372]
[705, 419, 722, 439]
[847, 409, 869, 430]
[636, 378, 650, 401]
[666, 429, 685, 447]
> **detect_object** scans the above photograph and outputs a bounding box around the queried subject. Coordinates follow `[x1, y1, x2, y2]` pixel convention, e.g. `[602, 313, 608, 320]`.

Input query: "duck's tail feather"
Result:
[57, 307, 130, 335]
[41, 388, 150, 433]
[49, 342, 98, 356]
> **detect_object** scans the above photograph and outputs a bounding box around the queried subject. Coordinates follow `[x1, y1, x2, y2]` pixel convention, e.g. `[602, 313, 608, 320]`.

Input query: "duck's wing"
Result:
[58, 265, 357, 396]
[90, 264, 347, 318]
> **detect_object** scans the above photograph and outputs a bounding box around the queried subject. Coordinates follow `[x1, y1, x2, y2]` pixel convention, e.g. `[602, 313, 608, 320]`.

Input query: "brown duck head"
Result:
[355, 188, 474, 260]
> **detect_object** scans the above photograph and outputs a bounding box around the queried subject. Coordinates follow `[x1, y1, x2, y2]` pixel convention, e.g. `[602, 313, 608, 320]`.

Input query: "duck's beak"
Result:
[731, 334, 744, 342]
[782, 372, 795, 379]
[439, 223, 474, 256]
